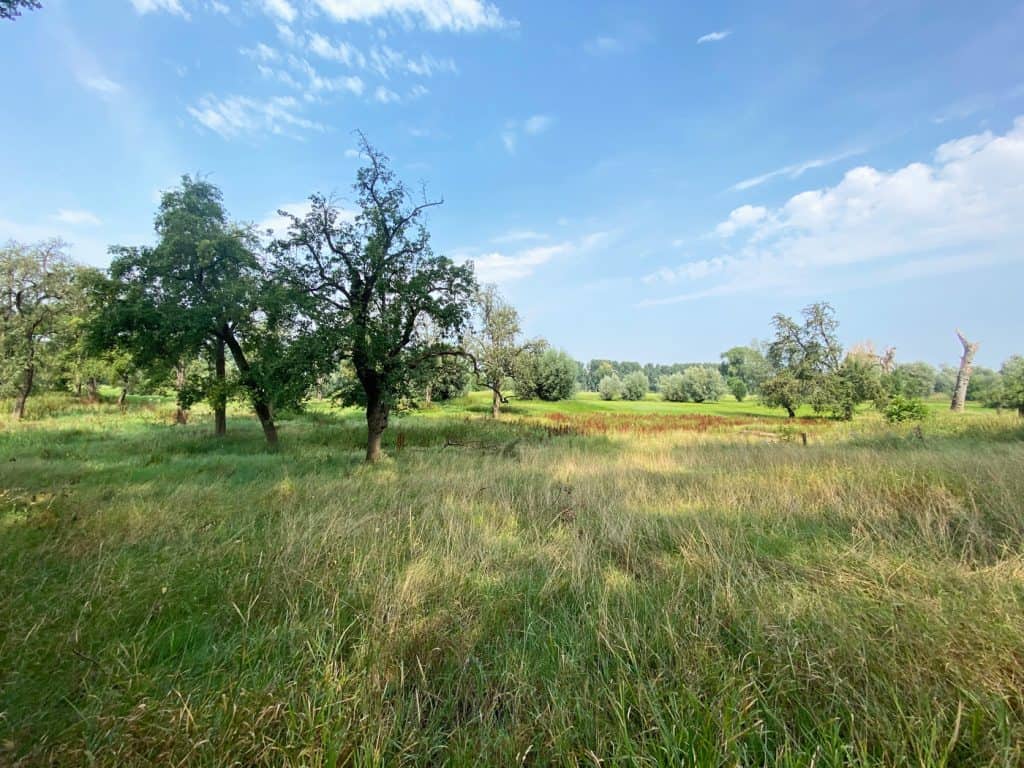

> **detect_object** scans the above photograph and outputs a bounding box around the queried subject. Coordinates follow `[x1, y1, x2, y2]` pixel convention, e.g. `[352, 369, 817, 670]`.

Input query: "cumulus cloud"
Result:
[188, 94, 326, 139]
[696, 29, 731, 44]
[642, 118, 1024, 304]
[714, 204, 767, 237]
[312, 0, 509, 31]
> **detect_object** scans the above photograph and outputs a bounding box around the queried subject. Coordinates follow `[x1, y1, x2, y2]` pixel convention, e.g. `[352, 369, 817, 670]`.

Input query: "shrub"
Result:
[659, 373, 687, 402]
[531, 349, 578, 401]
[883, 394, 929, 424]
[727, 376, 747, 402]
[680, 366, 726, 403]
[598, 374, 623, 401]
[621, 371, 648, 401]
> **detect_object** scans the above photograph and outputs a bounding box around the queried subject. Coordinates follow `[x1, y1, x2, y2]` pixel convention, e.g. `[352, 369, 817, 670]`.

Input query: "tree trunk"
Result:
[424, 382, 432, 406]
[221, 328, 279, 448]
[117, 388, 128, 408]
[86, 377, 99, 403]
[11, 361, 34, 420]
[491, 387, 501, 418]
[950, 330, 979, 413]
[785, 404, 796, 419]
[214, 336, 227, 437]
[365, 390, 389, 462]
[174, 363, 189, 424]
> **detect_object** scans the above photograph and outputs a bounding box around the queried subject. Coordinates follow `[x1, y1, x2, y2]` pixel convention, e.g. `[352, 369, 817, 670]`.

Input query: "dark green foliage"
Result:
[812, 356, 884, 420]
[719, 345, 770, 391]
[992, 356, 1024, 415]
[933, 365, 958, 396]
[884, 394, 929, 423]
[728, 376, 748, 402]
[518, 348, 578, 401]
[272, 137, 476, 459]
[966, 366, 1001, 403]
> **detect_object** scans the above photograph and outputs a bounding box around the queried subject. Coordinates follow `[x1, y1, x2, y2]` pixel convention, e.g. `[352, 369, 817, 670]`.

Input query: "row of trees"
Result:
[4, 142, 1022, 458]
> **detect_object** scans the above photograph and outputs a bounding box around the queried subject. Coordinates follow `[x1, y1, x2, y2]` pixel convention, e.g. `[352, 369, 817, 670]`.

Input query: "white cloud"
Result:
[79, 74, 122, 96]
[241, 42, 280, 62]
[129, 0, 190, 18]
[697, 29, 731, 44]
[344, 147, 361, 158]
[731, 148, 865, 191]
[714, 204, 767, 237]
[501, 115, 553, 153]
[308, 33, 366, 67]
[209, 1, 230, 14]
[306, 35, 457, 79]
[468, 230, 609, 282]
[261, 0, 296, 23]
[187, 94, 326, 139]
[53, 209, 102, 226]
[374, 85, 400, 103]
[642, 117, 1024, 304]
[312, 0, 509, 31]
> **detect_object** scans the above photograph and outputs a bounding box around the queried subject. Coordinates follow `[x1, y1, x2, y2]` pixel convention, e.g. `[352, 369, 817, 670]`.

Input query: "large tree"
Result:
[273, 138, 476, 461]
[97, 176, 296, 445]
[1, 240, 76, 419]
[762, 303, 842, 417]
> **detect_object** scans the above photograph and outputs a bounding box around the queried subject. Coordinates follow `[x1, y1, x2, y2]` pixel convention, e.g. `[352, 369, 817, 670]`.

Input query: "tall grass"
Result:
[1, 396, 1022, 765]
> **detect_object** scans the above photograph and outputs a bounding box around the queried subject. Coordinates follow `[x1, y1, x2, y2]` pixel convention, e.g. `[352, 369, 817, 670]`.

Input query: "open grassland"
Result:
[1, 393, 1023, 766]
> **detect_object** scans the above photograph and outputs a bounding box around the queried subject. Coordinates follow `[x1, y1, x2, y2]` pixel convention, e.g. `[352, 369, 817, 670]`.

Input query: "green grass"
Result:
[1, 392, 1023, 766]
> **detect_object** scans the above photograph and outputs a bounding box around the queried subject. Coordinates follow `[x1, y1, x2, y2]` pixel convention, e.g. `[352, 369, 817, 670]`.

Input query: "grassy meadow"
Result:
[1, 391, 1023, 766]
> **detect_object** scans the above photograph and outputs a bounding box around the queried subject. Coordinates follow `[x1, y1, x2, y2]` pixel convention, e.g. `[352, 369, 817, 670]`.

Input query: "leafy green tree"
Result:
[517, 347, 578, 401]
[996, 356, 1024, 416]
[598, 373, 622, 401]
[933, 365, 958, 396]
[622, 370, 648, 401]
[728, 376, 748, 402]
[884, 394, 929, 424]
[719, 345, 770, 391]
[658, 373, 687, 402]
[1, 0, 41, 21]
[97, 176, 297, 445]
[966, 366, 1000, 403]
[1, 240, 77, 419]
[679, 365, 726, 402]
[812, 355, 884, 420]
[420, 354, 471, 404]
[891, 362, 937, 399]
[273, 138, 476, 461]
[465, 286, 534, 417]
[759, 371, 804, 417]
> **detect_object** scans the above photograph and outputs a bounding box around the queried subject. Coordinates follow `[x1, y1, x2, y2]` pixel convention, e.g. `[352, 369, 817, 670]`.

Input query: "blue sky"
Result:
[2, 0, 1022, 368]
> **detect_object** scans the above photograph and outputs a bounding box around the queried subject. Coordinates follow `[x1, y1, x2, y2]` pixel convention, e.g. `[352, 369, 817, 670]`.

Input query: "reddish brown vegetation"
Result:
[543, 412, 751, 437]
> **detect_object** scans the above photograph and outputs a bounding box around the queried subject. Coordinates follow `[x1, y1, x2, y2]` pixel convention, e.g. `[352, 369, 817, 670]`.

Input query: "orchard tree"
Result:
[97, 176, 298, 445]
[273, 138, 476, 461]
[1, 240, 77, 419]
[465, 285, 535, 417]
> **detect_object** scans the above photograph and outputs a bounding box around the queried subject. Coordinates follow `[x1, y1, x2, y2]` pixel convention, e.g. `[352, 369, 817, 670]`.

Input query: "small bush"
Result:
[621, 371, 648, 401]
[598, 374, 623, 401]
[884, 395, 929, 424]
[728, 377, 748, 402]
[659, 373, 687, 402]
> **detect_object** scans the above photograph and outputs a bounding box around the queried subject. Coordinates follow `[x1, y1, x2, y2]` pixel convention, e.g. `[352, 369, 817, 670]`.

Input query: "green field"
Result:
[2, 393, 1023, 766]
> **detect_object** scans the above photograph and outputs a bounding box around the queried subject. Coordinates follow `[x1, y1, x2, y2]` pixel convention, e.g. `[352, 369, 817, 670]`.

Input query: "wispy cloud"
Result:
[584, 36, 625, 55]
[79, 74, 122, 96]
[466, 230, 609, 282]
[53, 209, 102, 226]
[696, 29, 731, 44]
[187, 94, 326, 140]
[491, 229, 549, 244]
[129, 0, 190, 19]
[312, 0, 511, 31]
[730, 147, 865, 191]
[501, 114, 554, 153]
[374, 85, 400, 103]
[261, 0, 296, 24]
[641, 117, 1024, 304]
[306, 34, 458, 79]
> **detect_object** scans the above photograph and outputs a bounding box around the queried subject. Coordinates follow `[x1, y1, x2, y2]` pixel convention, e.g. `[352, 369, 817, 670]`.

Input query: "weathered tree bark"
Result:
[424, 382, 432, 406]
[222, 328, 278, 448]
[173, 363, 189, 424]
[950, 330, 978, 413]
[365, 387, 389, 462]
[214, 336, 227, 437]
[86, 377, 99, 403]
[117, 387, 128, 407]
[11, 360, 34, 420]
[491, 387, 501, 418]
